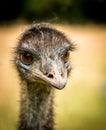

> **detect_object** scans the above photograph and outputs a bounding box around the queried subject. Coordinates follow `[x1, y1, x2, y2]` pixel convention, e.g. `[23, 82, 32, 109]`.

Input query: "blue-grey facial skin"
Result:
[64, 60, 71, 73]
[16, 49, 70, 90]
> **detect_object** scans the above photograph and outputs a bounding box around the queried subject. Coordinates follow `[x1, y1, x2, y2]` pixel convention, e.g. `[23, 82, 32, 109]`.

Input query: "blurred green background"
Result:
[0, 0, 106, 130]
[0, 0, 105, 24]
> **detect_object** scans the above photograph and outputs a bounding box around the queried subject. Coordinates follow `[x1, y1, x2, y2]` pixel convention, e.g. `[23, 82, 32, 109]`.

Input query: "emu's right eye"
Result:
[20, 52, 33, 65]
[62, 51, 70, 63]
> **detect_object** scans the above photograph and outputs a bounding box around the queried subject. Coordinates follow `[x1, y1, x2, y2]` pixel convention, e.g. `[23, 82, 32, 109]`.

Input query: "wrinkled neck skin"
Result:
[18, 80, 54, 130]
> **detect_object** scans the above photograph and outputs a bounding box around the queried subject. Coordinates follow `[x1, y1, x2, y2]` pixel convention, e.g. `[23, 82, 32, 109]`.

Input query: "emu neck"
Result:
[19, 81, 54, 130]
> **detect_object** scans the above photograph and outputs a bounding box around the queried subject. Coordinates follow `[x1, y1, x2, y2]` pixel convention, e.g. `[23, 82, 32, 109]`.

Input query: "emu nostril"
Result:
[61, 72, 64, 77]
[47, 73, 54, 78]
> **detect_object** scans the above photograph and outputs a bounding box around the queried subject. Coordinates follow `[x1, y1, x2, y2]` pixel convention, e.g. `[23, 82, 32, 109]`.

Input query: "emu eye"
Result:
[62, 52, 70, 62]
[20, 52, 33, 65]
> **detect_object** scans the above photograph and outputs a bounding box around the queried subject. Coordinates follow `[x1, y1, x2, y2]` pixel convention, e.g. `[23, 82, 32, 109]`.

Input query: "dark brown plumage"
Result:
[14, 23, 75, 130]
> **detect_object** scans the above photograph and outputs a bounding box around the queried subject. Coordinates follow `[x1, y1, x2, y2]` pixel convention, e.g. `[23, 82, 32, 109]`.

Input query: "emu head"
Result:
[15, 23, 74, 89]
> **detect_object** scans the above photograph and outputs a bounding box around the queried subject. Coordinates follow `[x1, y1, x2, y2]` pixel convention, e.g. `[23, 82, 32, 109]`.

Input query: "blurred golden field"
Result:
[0, 23, 106, 130]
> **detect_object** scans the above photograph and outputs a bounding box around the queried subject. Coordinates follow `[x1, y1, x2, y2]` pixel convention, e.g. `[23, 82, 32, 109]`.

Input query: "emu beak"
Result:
[49, 73, 67, 90]
[46, 65, 67, 90]
[33, 61, 67, 90]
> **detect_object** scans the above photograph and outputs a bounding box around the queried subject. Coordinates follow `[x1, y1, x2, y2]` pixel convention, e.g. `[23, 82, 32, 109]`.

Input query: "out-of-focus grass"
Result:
[0, 23, 106, 130]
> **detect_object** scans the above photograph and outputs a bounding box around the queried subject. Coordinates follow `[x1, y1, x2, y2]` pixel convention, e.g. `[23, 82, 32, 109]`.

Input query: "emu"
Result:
[14, 23, 75, 130]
